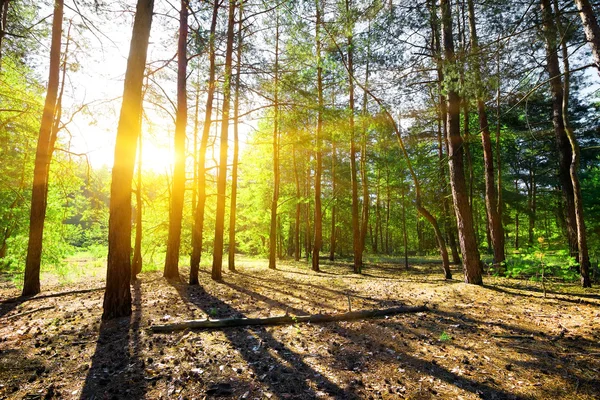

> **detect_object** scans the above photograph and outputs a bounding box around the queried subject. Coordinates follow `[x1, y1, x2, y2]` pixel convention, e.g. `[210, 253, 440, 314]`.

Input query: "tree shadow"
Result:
[169, 279, 361, 399]
[484, 284, 600, 306]
[80, 280, 146, 399]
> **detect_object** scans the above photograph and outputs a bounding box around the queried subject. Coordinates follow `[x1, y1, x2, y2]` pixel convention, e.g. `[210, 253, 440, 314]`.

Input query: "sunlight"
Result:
[140, 140, 175, 173]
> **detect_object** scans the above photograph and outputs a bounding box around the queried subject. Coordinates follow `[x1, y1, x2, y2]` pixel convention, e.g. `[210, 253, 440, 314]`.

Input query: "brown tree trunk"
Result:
[359, 28, 370, 270]
[528, 164, 536, 247]
[228, 1, 243, 272]
[293, 145, 301, 261]
[164, 0, 188, 280]
[312, 0, 323, 272]
[329, 137, 337, 261]
[401, 182, 409, 269]
[131, 131, 143, 280]
[540, 0, 578, 258]
[347, 0, 361, 272]
[574, 0, 600, 76]
[22, 0, 64, 297]
[212, 0, 236, 281]
[555, 0, 592, 287]
[103, 0, 154, 320]
[269, 12, 280, 270]
[305, 163, 312, 261]
[467, 0, 505, 268]
[190, 0, 219, 284]
[0, 0, 9, 65]
[441, 0, 482, 284]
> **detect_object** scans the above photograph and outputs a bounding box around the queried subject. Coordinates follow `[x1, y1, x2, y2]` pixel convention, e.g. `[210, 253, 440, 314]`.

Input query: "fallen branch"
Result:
[4, 306, 55, 320]
[151, 305, 428, 333]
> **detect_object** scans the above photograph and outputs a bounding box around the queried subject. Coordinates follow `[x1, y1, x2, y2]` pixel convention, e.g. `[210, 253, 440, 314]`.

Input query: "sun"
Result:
[140, 140, 175, 173]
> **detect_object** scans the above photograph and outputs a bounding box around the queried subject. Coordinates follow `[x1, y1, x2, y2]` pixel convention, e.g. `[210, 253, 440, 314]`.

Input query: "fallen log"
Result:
[150, 305, 428, 333]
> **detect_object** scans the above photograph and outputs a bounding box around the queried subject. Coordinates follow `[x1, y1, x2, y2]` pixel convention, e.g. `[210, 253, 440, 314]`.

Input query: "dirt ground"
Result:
[1, 259, 599, 400]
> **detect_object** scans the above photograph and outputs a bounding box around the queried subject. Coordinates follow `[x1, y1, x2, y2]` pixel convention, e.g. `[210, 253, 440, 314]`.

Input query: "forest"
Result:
[1, 0, 600, 399]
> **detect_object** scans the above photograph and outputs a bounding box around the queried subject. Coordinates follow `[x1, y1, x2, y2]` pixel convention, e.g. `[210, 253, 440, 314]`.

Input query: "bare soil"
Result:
[1, 259, 599, 399]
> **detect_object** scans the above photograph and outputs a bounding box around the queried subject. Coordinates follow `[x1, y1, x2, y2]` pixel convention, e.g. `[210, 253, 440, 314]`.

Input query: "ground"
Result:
[1, 258, 599, 400]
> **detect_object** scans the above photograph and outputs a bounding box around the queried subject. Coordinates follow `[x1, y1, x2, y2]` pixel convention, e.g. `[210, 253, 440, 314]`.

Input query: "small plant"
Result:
[439, 331, 452, 342]
[209, 307, 218, 317]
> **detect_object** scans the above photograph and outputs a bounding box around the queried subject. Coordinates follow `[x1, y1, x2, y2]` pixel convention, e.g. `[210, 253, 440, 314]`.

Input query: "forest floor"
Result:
[1, 257, 600, 400]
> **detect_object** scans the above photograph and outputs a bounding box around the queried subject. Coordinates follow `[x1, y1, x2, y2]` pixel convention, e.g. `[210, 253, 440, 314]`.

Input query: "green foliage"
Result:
[504, 242, 579, 282]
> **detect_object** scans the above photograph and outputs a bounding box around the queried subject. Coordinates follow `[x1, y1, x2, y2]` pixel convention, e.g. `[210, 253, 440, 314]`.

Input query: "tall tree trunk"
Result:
[540, 0, 579, 258]
[190, 0, 219, 284]
[312, 0, 323, 272]
[228, 0, 243, 272]
[554, 0, 592, 287]
[401, 182, 409, 269]
[305, 162, 312, 261]
[574, 0, 600, 76]
[0, 0, 9, 66]
[164, 0, 188, 280]
[212, 0, 235, 281]
[22, 0, 64, 297]
[467, 0, 505, 268]
[269, 11, 280, 270]
[528, 164, 536, 247]
[293, 145, 301, 261]
[347, 0, 361, 272]
[131, 131, 143, 280]
[329, 137, 337, 261]
[441, 0, 482, 285]
[103, 0, 153, 320]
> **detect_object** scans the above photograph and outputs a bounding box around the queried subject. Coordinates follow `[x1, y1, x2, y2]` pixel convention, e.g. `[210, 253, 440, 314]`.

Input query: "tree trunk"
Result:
[467, 0, 505, 268]
[574, 0, 600, 76]
[22, 0, 64, 297]
[228, 0, 244, 273]
[164, 0, 188, 280]
[0, 0, 9, 66]
[528, 164, 536, 247]
[190, 0, 219, 284]
[212, 0, 236, 281]
[103, 0, 154, 320]
[441, 0, 482, 285]
[269, 12, 280, 270]
[555, 0, 592, 287]
[329, 136, 336, 261]
[312, 0, 323, 272]
[540, 0, 578, 258]
[401, 183, 409, 269]
[305, 163, 312, 261]
[293, 145, 301, 261]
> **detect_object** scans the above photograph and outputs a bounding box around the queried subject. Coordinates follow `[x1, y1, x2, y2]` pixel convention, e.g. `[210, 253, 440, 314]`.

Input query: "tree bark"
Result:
[0, 0, 9, 66]
[293, 145, 301, 261]
[554, 0, 592, 287]
[574, 0, 600, 76]
[269, 12, 280, 270]
[329, 136, 337, 261]
[312, 0, 323, 272]
[190, 0, 219, 284]
[22, 0, 64, 297]
[540, 0, 578, 258]
[103, 0, 154, 320]
[228, 0, 243, 272]
[164, 0, 188, 280]
[467, 0, 505, 268]
[212, 0, 236, 281]
[441, 0, 482, 284]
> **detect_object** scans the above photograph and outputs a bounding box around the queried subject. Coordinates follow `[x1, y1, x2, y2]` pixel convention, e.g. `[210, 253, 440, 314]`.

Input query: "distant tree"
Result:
[103, 0, 154, 320]
[312, 0, 324, 272]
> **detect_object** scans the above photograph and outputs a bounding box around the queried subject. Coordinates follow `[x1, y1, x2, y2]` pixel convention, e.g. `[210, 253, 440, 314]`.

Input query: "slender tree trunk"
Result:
[401, 182, 409, 269]
[22, 0, 64, 297]
[103, 0, 153, 319]
[329, 137, 336, 261]
[131, 131, 143, 280]
[441, 0, 482, 284]
[528, 164, 536, 246]
[190, 0, 219, 284]
[555, 0, 592, 287]
[164, 0, 188, 280]
[540, 0, 578, 258]
[305, 162, 312, 261]
[347, 0, 361, 272]
[228, 1, 243, 272]
[0, 0, 9, 66]
[574, 0, 600, 76]
[293, 145, 301, 261]
[212, 0, 235, 281]
[312, 0, 323, 272]
[467, 0, 505, 268]
[269, 12, 280, 270]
